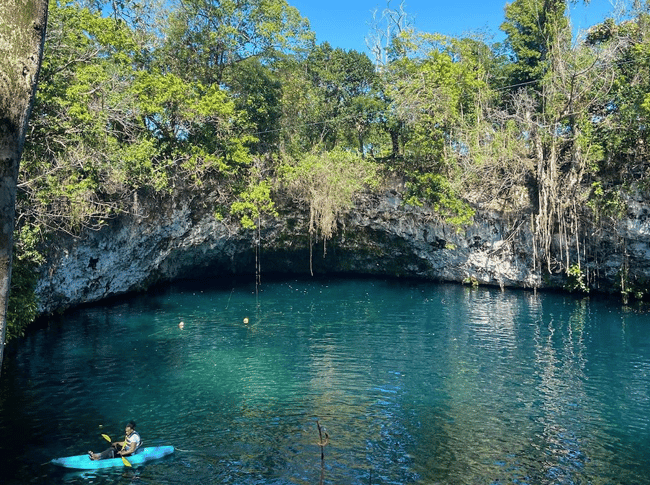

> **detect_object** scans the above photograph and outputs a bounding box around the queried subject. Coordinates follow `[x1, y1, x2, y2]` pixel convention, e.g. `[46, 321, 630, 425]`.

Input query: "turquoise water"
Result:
[1, 277, 650, 484]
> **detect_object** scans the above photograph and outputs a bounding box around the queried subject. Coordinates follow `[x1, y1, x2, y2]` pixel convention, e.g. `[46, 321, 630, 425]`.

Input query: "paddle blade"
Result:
[101, 434, 111, 442]
[122, 456, 132, 467]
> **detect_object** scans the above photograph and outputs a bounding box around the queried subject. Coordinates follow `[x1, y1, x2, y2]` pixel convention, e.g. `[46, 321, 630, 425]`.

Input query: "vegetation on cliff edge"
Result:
[8, 0, 650, 338]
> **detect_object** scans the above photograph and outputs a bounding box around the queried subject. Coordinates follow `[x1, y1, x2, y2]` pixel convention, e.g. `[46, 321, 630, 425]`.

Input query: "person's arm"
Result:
[119, 440, 137, 456]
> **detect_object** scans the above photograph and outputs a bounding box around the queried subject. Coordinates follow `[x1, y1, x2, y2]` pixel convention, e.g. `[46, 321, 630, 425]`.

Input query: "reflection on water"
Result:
[1, 278, 650, 484]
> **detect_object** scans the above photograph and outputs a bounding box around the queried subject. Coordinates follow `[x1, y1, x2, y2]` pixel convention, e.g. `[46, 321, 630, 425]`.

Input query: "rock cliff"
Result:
[35, 187, 650, 314]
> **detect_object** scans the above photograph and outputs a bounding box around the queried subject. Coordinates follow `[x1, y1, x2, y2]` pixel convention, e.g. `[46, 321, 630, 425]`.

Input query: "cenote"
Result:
[1, 277, 650, 484]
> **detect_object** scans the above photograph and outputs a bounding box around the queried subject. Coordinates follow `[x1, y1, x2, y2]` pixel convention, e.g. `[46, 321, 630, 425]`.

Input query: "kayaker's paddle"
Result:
[101, 434, 132, 467]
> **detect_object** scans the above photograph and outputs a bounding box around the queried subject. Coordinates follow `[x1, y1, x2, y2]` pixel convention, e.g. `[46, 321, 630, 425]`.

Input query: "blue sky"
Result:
[288, 0, 618, 53]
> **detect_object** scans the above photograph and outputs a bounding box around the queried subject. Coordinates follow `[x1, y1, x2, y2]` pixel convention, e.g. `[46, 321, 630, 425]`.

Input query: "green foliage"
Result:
[275, 57, 325, 155]
[276, 44, 383, 155]
[7, 226, 45, 341]
[116, 138, 169, 192]
[615, 264, 650, 305]
[230, 180, 279, 229]
[227, 58, 283, 152]
[462, 276, 479, 287]
[590, 12, 650, 183]
[162, 0, 314, 85]
[404, 173, 475, 228]
[21, 0, 253, 234]
[384, 32, 497, 174]
[281, 148, 380, 241]
[564, 264, 589, 294]
[586, 182, 627, 223]
[499, 0, 570, 88]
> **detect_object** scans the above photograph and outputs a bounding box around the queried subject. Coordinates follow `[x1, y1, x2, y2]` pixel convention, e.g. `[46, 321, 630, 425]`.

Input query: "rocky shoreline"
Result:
[35, 187, 650, 314]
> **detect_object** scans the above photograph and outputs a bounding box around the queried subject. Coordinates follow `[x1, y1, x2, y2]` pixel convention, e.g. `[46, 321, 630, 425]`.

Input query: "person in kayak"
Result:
[89, 421, 141, 460]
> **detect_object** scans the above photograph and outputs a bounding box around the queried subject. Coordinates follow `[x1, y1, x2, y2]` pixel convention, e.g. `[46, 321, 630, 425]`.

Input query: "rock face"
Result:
[35, 187, 650, 314]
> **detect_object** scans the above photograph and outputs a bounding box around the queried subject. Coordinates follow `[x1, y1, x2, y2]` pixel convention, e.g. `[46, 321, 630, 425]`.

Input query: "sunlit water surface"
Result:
[1, 277, 650, 484]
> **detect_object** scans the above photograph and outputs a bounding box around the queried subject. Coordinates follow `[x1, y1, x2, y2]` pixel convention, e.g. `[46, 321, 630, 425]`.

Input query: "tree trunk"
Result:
[0, 0, 49, 375]
[390, 128, 400, 158]
[357, 128, 364, 158]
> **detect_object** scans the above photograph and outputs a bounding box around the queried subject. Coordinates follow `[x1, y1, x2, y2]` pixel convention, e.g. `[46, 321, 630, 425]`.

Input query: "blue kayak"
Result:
[51, 446, 174, 469]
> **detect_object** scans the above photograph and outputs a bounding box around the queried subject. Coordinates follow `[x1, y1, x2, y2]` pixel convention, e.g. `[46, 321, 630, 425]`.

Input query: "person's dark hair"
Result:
[127, 421, 136, 429]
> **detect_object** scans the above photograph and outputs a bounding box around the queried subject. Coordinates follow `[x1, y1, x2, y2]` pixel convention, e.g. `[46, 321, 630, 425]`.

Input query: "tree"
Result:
[500, 0, 570, 88]
[500, 0, 620, 278]
[587, 13, 650, 184]
[20, 0, 254, 237]
[387, 33, 495, 172]
[0, 0, 49, 374]
[227, 57, 283, 153]
[366, 0, 414, 158]
[366, 0, 412, 70]
[305, 44, 382, 154]
[161, 0, 313, 86]
[272, 45, 383, 156]
[274, 56, 325, 155]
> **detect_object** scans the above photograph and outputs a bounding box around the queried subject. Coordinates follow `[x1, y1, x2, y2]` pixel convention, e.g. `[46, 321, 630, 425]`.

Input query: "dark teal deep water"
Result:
[1, 277, 650, 484]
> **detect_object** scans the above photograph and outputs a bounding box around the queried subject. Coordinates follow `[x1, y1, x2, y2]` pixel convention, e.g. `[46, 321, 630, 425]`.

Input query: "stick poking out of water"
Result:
[316, 420, 329, 461]
[316, 420, 329, 485]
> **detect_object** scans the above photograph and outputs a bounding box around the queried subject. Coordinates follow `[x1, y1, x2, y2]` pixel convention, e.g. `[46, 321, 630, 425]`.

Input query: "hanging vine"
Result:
[281, 148, 380, 275]
[503, 0, 620, 282]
